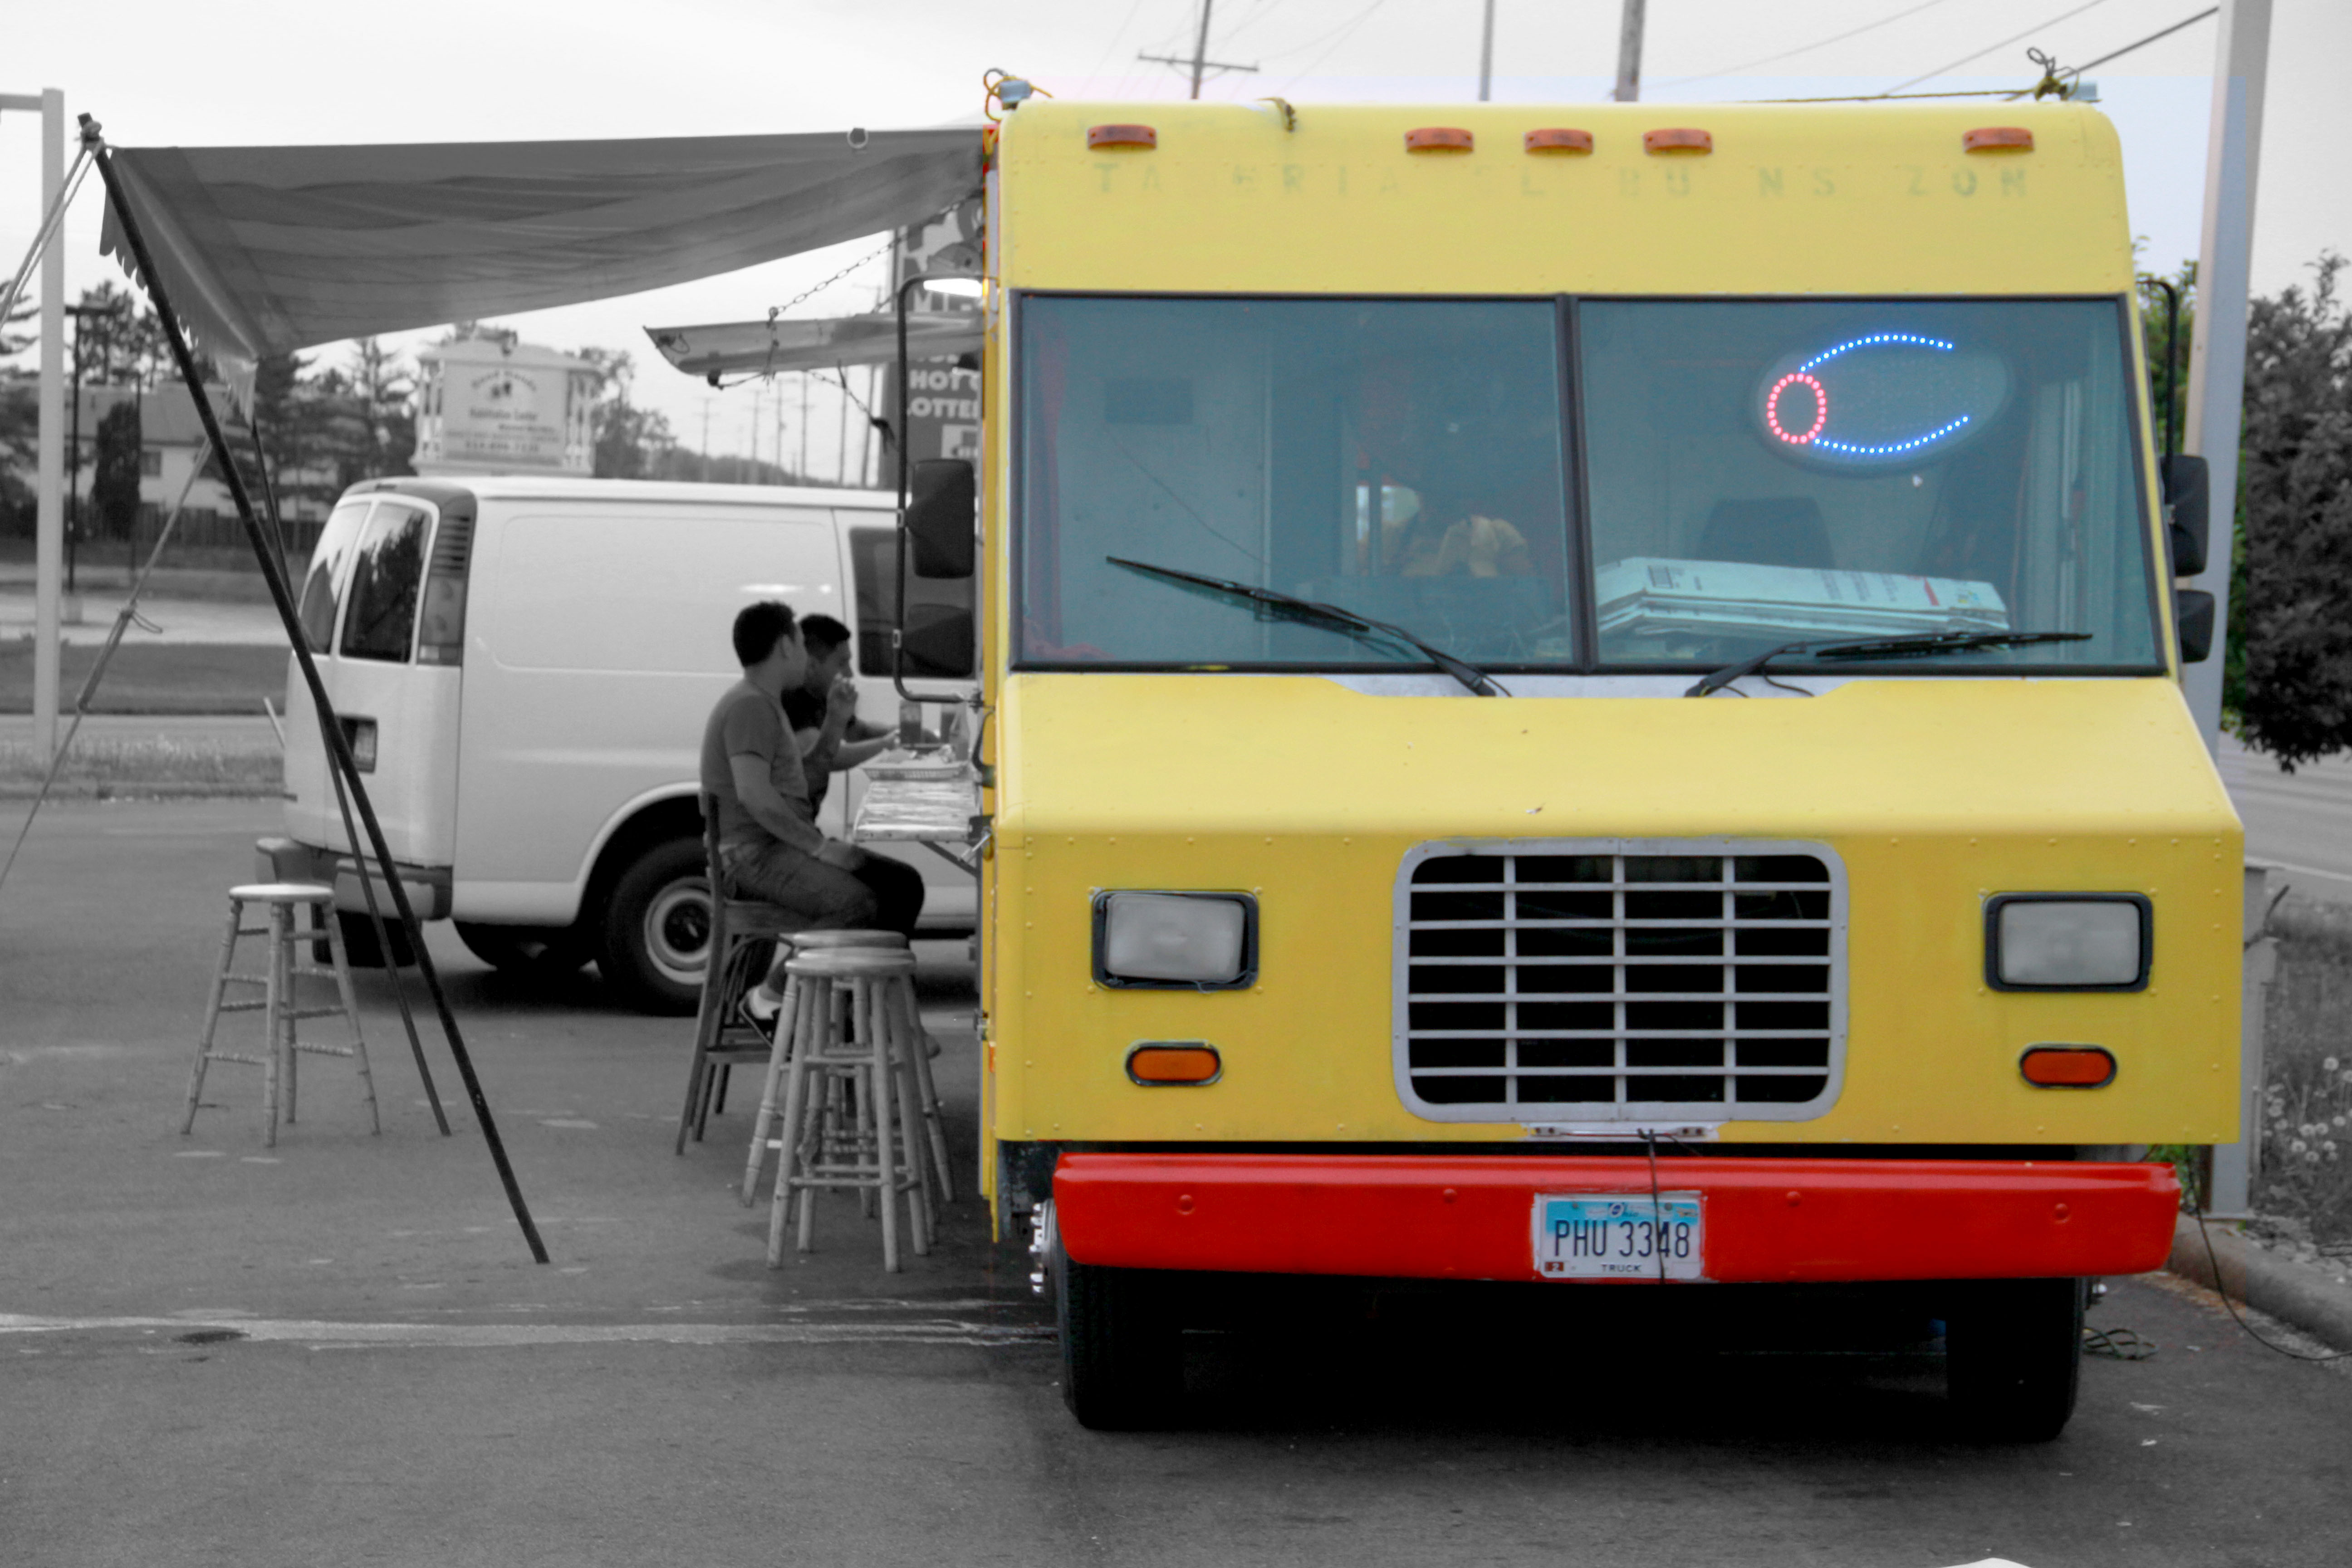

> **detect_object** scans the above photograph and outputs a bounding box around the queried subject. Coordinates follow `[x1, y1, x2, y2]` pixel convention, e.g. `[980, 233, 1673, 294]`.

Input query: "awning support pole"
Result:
[87, 117, 546, 1264]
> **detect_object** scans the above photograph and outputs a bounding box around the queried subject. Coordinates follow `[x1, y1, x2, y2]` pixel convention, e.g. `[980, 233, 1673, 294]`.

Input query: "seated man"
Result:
[782, 614, 897, 815]
[701, 604, 925, 970]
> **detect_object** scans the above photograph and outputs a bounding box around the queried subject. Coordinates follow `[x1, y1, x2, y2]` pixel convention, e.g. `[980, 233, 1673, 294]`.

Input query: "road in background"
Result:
[2220, 734, 2352, 908]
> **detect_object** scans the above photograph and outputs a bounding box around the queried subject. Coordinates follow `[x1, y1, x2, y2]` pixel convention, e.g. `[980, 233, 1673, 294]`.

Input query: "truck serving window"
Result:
[1017, 296, 1572, 670]
[297, 499, 372, 653]
[1580, 299, 2162, 672]
[338, 500, 433, 663]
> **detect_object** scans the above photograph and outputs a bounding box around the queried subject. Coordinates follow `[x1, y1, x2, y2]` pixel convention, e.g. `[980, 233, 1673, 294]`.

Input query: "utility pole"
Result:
[1139, 0, 1257, 100]
[2180, 0, 2272, 756]
[1, 88, 65, 759]
[1478, 0, 1496, 102]
[1612, 0, 1646, 103]
[699, 397, 711, 481]
[798, 373, 810, 479]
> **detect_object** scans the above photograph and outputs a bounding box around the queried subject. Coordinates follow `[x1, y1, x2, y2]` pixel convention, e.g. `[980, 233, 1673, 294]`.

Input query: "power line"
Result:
[1270, 0, 1394, 89]
[1657, 0, 1958, 88]
[1879, 0, 2118, 95]
[2007, 4, 2217, 91]
[1082, 0, 1155, 88]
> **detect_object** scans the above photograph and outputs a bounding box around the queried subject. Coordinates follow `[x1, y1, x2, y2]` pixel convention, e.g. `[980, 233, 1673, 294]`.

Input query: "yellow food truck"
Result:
[901, 97, 2235, 1438]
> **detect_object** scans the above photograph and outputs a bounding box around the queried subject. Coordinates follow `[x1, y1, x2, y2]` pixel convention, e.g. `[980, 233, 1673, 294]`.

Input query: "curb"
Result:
[2166, 1213, 2352, 1352]
[0, 783, 279, 801]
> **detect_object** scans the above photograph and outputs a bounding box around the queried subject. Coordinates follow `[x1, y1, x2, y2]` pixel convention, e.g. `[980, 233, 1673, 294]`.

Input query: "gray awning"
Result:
[646, 311, 984, 380]
[100, 127, 982, 388]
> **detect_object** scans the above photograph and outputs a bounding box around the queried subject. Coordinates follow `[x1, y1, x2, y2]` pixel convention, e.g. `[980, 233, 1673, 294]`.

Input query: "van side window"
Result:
[340, 501, 433, 663]
[298, 499, 372, 653]
[849, 524, 973, 677]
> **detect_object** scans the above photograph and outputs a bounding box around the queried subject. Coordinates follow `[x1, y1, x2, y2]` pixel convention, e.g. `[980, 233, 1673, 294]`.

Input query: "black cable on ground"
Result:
[2193, 1208, 2352, 1363]
[88, 117, 546, 1264]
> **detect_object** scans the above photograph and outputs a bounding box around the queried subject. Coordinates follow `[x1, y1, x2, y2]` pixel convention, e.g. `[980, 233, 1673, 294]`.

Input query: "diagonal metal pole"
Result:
[87, 119, 547, 1264]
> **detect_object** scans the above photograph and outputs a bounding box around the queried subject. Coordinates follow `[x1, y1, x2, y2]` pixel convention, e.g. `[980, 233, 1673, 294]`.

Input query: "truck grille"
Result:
[1395, 841, 1846, 1124]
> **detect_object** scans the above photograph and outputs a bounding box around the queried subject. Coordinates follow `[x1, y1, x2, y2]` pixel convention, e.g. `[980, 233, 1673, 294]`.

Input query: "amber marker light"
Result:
[1643, 128, 1713, 154]
[1405, 127, 1474, 153]
[1127, 1042, 1223, 1085]
[1088, 123, 1158, 150]
[2019, 1047, 2117, 1088]
[1963, 127, 2034, 154]
[1524, 128, 1594, 154]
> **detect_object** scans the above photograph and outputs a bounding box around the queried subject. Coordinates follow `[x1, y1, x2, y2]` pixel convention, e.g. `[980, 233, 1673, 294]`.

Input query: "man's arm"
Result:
[728, 753, 836, 858]
[830, 733, 896, 770]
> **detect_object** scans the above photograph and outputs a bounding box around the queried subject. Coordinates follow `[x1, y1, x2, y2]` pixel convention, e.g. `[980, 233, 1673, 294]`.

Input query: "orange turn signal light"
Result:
[1405, 127, 1475, 154]
[1963, 127, 2034, 154]
[2019, 1047, 2117, 1088]
[1127, 1042, 1222, 1085]
[1088, 123, 1158, 150]
[1643, 128, 1712, 155]
[1524, 128, 1594, 155]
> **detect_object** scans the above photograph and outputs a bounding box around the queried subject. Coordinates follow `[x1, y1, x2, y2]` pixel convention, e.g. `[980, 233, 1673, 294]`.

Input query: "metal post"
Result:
[2180, 0, 2273, 751]
[1611, 0, 1646, 103]
[1478, 0, 1496, 102]
[1189, 0, 1215, 101]
[31, 91, 64, 760]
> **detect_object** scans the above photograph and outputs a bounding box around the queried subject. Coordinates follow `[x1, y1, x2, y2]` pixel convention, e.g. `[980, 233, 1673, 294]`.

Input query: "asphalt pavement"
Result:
[3, 798, 2349, 1568]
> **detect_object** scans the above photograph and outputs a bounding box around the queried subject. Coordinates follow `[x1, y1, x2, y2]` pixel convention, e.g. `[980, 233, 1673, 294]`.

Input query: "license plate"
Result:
[1534, 1194, 1704, 1281]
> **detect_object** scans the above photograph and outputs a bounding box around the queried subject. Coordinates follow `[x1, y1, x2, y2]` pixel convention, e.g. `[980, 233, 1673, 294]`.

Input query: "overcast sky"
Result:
[5, 0, 2346, 472]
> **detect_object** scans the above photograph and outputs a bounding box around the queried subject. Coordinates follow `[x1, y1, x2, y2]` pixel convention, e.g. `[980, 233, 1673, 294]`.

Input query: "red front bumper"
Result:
[1054, 1153, 2180, 1284]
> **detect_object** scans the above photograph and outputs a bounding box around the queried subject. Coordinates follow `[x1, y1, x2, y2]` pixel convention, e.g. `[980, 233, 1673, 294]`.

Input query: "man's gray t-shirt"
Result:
[700, 680, 820, 855]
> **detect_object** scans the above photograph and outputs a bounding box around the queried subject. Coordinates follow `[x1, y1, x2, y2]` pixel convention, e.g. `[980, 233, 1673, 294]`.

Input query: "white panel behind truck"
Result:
[261, 476, 977, 1013]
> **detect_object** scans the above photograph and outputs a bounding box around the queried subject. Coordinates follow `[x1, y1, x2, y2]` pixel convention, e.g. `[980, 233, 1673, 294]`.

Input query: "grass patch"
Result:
[0, 641, 288, 715]
[0, 735, 281, 797]
[2257, 899, 2352, 1245]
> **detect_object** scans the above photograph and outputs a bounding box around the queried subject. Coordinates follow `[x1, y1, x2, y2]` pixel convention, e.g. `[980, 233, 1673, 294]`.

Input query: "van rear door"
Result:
[282, 493, 464, 871]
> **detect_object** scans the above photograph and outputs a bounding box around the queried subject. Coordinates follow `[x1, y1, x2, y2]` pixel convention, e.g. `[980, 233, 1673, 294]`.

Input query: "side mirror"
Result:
[905, 458, 976, 579]
[900, 605, 975, 678]
[2176, 588, 2215, 664]
[2161, 454, 2209, 577]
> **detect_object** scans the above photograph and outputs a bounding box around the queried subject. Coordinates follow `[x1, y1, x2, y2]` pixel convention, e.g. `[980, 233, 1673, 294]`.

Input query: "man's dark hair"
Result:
[731, 601, 799, 666]
[801, 613, 853, 657]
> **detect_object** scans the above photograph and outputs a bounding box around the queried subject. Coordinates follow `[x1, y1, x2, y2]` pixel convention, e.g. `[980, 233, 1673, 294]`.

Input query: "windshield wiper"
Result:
[1684, 630, 2094, 698]
[1107, 556, 1507, 696]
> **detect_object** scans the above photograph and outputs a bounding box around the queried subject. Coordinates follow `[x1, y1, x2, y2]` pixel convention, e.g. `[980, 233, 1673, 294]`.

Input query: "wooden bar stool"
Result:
[778, 930, 956, 1207]
[677, 794, 801, 1154]
[740, 930, 905, 1204]
[181, 882, 379, 1147]
[763, 948, 931, 1272]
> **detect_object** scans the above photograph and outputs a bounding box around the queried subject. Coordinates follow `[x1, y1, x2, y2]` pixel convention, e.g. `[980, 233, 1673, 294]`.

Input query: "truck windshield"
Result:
[1582, 299, 2161, 672]
[1015, 295, 2162, 676]
[1018, 295, 1572, 669]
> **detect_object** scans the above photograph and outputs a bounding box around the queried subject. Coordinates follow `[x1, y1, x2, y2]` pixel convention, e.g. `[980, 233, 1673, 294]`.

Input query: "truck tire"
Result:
[599, 837, 709, 1016]
[1945, 1277, 2084, 1442]
[1054, 1229, 1183, 1430]
[456, 921, 591, 979]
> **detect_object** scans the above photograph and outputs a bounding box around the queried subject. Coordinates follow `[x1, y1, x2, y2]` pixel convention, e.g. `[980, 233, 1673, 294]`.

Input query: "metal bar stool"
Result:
[764, 947, 932, 1272]
[740, 929, 905, 1205]
[181, 882, 379, 1147]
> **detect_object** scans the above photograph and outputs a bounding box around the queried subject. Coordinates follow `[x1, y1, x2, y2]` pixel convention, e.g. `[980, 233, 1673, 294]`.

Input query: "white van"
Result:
[257, 475, 977, 1013]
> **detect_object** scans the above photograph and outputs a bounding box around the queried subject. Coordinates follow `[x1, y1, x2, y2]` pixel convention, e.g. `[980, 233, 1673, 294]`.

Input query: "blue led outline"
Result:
[1779, 332, 1968, 460]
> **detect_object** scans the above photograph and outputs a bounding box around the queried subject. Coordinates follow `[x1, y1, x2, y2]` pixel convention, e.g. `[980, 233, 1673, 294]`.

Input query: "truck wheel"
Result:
[1054, 1227, 1182, 1430]
[456, 921, 591, 978]
[1945, 1277, 2084, 1442]
[599, 838, 709, 1016]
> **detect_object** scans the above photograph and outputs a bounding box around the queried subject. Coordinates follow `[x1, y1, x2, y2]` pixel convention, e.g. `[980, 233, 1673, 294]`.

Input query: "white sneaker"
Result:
[742, 982, 784, 1023]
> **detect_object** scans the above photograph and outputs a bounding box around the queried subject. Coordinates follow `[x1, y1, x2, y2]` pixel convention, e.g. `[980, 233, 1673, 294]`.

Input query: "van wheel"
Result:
[1054, 1229, 1183, 1430]
[456, 921, 591, 978]
[1945, 1277, 2085, 1442]
[599, 838, 709, 1015]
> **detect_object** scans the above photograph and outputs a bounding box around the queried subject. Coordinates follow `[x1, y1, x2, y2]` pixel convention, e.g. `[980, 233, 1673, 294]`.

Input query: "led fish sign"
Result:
[1755, 332, 2009, 470]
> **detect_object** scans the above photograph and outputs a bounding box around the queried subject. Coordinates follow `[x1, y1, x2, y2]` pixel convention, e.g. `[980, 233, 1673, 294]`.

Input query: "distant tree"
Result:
[2234, 253, 2352, 769]
[347, 337, 416, 480]
[572, 346, 679, 479]
[90, 398, 143, 541]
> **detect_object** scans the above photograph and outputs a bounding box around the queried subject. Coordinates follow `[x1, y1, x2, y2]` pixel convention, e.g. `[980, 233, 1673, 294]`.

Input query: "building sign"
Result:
[885, 201, 985, 470]
[413, 338, 598, 475]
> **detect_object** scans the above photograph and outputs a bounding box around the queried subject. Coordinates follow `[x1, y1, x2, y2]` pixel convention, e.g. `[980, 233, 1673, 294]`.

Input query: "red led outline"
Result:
[1766, 373, 1828, 444]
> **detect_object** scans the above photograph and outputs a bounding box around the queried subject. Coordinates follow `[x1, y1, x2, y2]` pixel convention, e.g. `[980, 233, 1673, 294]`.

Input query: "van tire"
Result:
[599, 837, 710, 1015]
[456, 921, 591, 978]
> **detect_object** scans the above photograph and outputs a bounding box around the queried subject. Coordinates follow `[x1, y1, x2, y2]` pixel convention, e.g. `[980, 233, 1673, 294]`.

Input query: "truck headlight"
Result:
[1985, 895, 2150, 990]
[1093, 892, 1256, 990]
